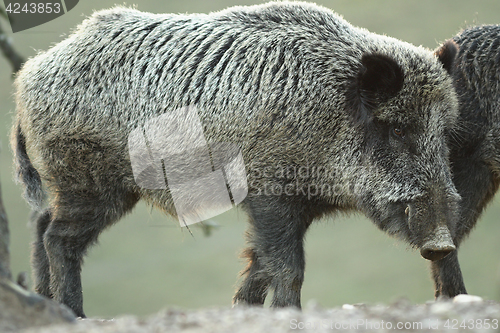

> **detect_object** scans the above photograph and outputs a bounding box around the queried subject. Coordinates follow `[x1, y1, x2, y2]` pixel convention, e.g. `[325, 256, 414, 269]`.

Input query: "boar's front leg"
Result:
[431, 155, 497, 298]
[234, 195, 312, 308]
[431, 251, 466, 298]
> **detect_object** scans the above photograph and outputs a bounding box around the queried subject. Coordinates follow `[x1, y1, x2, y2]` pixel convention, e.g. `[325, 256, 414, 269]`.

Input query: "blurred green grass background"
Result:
[1, 0, 500, 319]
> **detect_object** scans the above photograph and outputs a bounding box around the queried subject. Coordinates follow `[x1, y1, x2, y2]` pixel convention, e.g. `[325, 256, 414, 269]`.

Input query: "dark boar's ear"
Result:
[435, 40, 458, 74]
[347, 53, 404, 125]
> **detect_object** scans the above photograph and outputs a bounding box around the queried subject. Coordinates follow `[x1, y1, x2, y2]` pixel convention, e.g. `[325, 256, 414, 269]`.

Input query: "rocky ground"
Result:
[6, 295, 499, 333]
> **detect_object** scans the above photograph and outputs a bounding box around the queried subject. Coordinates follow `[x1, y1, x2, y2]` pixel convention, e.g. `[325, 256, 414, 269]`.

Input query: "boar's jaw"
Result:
[364, 200, 413, 238]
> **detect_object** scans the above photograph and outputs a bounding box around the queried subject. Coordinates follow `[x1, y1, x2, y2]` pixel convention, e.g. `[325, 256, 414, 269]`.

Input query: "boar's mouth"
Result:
[366, 199, 457, 262]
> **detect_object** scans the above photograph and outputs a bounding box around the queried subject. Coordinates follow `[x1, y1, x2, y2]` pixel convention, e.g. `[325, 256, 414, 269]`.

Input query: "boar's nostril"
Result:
[420, 245, 455, 261]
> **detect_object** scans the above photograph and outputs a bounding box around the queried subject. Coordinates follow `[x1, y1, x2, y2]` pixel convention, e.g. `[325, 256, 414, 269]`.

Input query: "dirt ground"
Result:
[16, 296, 500, 333]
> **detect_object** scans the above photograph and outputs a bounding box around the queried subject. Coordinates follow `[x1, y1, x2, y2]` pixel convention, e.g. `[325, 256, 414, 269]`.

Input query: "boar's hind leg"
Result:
[234, 197, 311, 308]
[233, 247, 272, 305]
[42, 190, 139, 318]
[31, 209, 53, 298]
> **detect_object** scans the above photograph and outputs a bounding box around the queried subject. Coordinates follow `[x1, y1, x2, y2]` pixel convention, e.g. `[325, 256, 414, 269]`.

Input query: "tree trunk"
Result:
[0, 18, 26, 74]
[0, 181, 11, 280]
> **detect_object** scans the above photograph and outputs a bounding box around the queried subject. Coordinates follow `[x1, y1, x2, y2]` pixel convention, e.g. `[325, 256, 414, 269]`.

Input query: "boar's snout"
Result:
[420, 226, 456, 261]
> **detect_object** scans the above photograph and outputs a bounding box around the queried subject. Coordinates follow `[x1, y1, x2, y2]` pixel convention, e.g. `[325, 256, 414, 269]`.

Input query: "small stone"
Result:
[342, 304, 355, 310]
[453, 294, 483, 303]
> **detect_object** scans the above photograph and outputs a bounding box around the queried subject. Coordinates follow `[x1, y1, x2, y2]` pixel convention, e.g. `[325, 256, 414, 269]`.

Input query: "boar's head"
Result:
[347, 42, 460, 261]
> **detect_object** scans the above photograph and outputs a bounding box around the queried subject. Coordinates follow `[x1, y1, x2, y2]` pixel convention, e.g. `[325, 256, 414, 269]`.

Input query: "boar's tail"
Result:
[13, 123, 45, 212]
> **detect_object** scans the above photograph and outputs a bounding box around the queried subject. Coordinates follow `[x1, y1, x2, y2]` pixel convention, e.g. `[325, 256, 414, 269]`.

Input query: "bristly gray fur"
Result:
[11, 2, 460, 317]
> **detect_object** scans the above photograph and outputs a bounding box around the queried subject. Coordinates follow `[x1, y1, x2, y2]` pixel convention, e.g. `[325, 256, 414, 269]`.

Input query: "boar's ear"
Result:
[347, 53, 404, 125]
[435, 40, 458, 74]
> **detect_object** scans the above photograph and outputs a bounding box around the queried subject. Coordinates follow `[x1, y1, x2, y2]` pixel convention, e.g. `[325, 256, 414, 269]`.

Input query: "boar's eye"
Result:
[392, 127, 405, 139]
